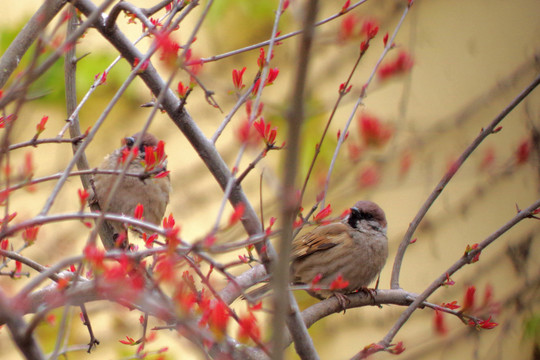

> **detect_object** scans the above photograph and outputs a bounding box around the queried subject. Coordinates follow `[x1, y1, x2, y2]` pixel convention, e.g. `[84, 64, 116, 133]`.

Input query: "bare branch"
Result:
[0, 0, 67, 88]
[0, 0, 116, 109]
[199, 0, 370, 64]
[391, 73, 540, 289]
[105, 1, 155, 33]
[273, 1, 320, 359]
[70, 0, 276, 267]
[373, 199, 540, 356]
[322, 1, 413, 207]
[0, 289, 45, 360]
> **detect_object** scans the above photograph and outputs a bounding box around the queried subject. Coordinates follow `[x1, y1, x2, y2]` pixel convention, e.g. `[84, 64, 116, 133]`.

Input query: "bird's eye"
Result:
[124, 137, 135, 148]
[348, 208, 375, 229]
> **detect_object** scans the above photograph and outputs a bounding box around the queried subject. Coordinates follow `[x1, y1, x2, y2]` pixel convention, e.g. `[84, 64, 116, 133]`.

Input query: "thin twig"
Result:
[105, 1, 155, 32]
[211, 0, 284, 236]
[0, 0, 67, 88]
[369, 199, 540, 357]
[79, 304, 99, 353]
[211, 79, 258, 144]
[2, 168, 166, 195]
[143, 0, 175, 17]
[299, 44, 368, 204]
[0, 249, 57, 280]
[0, 0, 116, 109]
[199, 0, 370, 64]
[8, 134, 86, 151]
[322, 1, 413, 207]
[0, 212, 191, 249]
[390, 73, 540, 289]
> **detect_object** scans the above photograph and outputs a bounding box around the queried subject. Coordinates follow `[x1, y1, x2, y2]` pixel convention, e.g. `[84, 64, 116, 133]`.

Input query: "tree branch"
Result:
[391, 73, 540, 289]
[0, 289, 45, 360]
[0, 0, 116, 109]
[372, 199, 540, 357]
[272, 0, 320, 359]
[0, 0, 67, 88]
[71, 0, 277, 270]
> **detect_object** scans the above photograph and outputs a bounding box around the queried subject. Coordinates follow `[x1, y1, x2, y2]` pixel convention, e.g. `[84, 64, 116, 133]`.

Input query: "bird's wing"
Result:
[290, 223, 349, 260]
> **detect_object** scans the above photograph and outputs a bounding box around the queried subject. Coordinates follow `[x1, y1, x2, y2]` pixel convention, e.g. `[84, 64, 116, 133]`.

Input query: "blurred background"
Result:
[0, 0, 539, 359]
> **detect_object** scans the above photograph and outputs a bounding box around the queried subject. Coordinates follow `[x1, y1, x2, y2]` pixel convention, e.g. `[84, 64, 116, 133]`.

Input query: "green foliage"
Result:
[523, 313, 540, 342]
[208, 0, 277, 23]
[0, 22, 137, 106]
[0, 23, 60, 104]
[0, 26, 20, 53]
[205, 0, 284, 54]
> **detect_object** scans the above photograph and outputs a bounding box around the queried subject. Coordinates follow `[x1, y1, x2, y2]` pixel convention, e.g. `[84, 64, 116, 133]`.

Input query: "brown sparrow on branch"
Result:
[290, 200, 388, 307]
[248, 201, 387, 309]
[91, 132, 171, 246]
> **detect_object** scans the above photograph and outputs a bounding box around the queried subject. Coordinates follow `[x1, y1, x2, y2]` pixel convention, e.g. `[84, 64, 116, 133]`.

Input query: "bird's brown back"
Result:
[291, 222, 351, 260]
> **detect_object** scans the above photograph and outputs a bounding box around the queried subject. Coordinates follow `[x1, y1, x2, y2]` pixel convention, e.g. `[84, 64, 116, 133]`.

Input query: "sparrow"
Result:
[246, 201, 388, 309]
[290, 200, 388, 307]
[91, 132, 171, 246]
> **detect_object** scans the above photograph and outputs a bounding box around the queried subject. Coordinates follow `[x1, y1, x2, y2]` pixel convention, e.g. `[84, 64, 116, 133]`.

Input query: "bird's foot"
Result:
[333, 293, 351, 313]
[360, 287, 381, 308]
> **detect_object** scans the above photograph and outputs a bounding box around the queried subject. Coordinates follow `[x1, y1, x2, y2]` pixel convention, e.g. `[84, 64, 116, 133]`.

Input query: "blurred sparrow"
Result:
[290, 200, 388, 307]
[91, 132, 171, 246]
